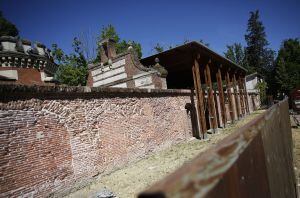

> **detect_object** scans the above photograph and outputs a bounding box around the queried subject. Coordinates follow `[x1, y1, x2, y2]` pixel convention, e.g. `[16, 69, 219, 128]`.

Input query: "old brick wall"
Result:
[0, 85, 193, 197]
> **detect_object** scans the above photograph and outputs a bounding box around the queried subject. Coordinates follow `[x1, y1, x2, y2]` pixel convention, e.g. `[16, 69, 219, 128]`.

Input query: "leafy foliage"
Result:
[96, 24, 142, 61]
[274, 38, 300, 97]
[224, 43, 248, 68]
[52, 38, 88, 86]
[255, 81, 267, 104]
[153, 43, 164, 53]
[0, 11, 19, 37]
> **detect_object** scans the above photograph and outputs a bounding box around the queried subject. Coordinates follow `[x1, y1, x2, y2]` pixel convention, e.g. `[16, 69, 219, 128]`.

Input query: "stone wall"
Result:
[0, 85, 193, 197]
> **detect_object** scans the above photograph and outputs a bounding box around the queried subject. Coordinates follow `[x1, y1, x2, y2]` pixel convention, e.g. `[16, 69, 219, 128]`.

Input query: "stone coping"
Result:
[0, 84, 192, 101]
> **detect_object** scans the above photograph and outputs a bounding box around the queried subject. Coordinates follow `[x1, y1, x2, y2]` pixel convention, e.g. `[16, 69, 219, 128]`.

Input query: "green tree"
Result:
[0, 11, 19, 36]
[224, 43, 248, 68]
[153, 43, 164, 53]
[96, 24, 142, 61]
[275, 38, 300, 97]
[52, 37, 88, 86]
[245, 10, 274, 76]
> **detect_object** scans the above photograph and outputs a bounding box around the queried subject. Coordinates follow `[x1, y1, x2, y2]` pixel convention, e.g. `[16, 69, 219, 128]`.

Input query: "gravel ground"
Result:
[66, 110, 265, 198]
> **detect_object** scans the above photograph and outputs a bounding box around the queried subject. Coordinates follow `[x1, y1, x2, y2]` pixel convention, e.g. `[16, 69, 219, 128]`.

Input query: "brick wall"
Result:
[0, 67, 45, 85]
[0, 85, 193, 197]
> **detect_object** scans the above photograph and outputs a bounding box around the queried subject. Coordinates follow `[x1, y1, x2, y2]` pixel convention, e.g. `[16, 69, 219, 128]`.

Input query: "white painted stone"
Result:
[36, 47, 45, 56]
[2, 42, 16, 52]
[23, 44, 31, 54]
[111, 83, 127, 88]
[111, 59, 125, 68]
[139, 84, 155, 89]
[133, 71, 156, 79]
[92, 66, 125, 82]
[134, 76, 153, 87]
[91, 59, 125, 76]
[93, 73, 127, 87]
[40, 72, 53, 81]
[0, 70, 18, 80]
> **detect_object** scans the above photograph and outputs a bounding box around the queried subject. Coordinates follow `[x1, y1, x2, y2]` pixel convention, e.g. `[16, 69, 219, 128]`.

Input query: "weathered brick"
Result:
[0, 91, 193, 197]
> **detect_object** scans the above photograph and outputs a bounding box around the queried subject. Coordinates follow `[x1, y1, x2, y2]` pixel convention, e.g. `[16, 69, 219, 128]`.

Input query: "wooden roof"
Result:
[141, 41, 247, 75]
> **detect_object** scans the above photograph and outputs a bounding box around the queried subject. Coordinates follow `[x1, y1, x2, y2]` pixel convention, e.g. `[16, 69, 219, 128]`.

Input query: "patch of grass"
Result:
[66, 110, 265, 198]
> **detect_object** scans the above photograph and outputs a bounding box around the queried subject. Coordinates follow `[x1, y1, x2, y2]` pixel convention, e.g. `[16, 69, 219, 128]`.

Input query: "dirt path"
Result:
[66, 111, 265, 198]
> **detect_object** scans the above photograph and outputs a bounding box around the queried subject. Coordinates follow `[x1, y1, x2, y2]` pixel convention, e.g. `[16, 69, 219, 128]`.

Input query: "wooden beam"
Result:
[216, 66, 226, 127]
[192, 57, 207, 138]
[225, 70, 234, 123]
[233, 73, 241, 119]
[204, 60, 218, 132]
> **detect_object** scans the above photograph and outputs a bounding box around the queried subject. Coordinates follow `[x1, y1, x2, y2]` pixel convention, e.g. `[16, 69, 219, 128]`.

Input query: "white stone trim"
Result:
[139, 84, 155, 89]
[134, 76, 153, 87]
[40, 71, 53, 82]
[92, 66, 125, 82]
[91, 59, 126, 76]
[1, 41, 16, 51]
[0, 70, 18, 80]
[93, 73, 127, 87]
[132, 71, 156, 79]
[111, 83, 127, 88]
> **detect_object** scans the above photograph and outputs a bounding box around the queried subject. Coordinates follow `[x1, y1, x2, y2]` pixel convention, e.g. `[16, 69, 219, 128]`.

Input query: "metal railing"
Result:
[139, 99, 297, 198]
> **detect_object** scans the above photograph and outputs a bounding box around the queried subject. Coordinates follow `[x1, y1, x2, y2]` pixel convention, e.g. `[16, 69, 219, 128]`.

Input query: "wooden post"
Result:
[216, 66, 226, 127]
[192, 56, 207, 138]
[242, 77, 250, 114]
[213, 90, 221, 128]
[204, 60, 218, 132]
[233, 73, 241, 119]
[225, 70, 234, 123]
[238, 75, 245, 116]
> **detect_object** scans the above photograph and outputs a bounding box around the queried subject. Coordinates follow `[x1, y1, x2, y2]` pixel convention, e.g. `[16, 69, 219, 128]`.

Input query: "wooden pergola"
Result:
[141, 41, 250, 139]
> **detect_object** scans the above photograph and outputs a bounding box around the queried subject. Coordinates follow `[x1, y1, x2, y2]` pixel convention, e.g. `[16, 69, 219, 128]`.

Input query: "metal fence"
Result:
[139, 99, 297, 198]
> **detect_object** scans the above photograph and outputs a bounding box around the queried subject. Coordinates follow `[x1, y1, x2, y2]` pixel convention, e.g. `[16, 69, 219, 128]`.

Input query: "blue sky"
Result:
[1, 0, 299, 58]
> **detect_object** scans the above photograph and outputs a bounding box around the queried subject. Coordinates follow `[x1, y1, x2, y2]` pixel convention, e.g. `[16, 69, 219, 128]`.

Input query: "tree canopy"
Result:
[244, 10, 275, 76]
[0, 11, 19, 37]
[275, 38, 300, 97]
[224, 43, 248, 69]
[96, 24, 142, 61]
[52, 38, 88, 86]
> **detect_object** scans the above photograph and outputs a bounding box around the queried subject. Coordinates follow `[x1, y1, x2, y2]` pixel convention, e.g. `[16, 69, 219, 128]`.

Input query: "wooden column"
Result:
[204, 60, 218, 132]
[225, 70, 234, 123]
[238, 75, 245, 116]
[213, 91, 221, 128]
[192, 56, 207, 138]
[242, 77, 250, 113]
[232, 73, 241, 119]
[216, 66, 226, 127]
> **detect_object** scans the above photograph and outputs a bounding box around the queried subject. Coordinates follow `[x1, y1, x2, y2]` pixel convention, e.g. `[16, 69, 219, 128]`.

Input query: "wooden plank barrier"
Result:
[139, 99, 297, 198]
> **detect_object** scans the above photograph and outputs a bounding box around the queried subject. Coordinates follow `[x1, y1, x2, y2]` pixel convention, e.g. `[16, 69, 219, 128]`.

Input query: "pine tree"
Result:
[224, 43, 248, 68]
[245, 10, 273, 76]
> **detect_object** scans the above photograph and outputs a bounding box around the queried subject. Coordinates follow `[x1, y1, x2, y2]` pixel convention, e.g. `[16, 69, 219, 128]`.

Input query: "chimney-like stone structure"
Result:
[99, 38, 117, 63]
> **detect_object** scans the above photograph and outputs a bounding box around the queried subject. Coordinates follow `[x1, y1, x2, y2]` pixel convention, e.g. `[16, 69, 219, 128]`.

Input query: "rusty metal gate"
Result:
[139, 99, 297, 198]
